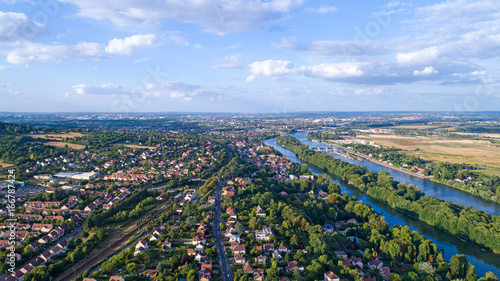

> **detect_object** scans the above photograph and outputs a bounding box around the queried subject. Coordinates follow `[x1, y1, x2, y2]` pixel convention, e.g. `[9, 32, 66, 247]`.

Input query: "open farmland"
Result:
[391, 124, 441, 129]
[454, 132, 500, 139]
[0, 160, 15, 169]
[43, 141, 86, 150]
[28, 132, 85, 140]
[362, 134, 500, 175]
[116, 143, 156, 150]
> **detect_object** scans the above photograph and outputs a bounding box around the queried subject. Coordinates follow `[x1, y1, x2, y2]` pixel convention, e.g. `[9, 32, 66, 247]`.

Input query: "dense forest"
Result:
[306, 131, 343, 141]
[276, 135, 500, 253]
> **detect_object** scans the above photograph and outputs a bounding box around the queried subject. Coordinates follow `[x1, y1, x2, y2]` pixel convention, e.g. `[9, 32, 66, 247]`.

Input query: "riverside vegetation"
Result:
[277, 135, 500, 254]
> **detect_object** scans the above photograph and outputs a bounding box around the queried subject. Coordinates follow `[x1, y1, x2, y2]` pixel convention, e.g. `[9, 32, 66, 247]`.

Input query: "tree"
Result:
[290, 234, 299, 248]
[451, 255, 468, 279]
[327, 194, 337, 204]
[309, 235, 323, 253]
[466, 264, 478, 281]
[387, 241, 401, 260]
[364, 248, 371, 259]
[300, 164, 309, 174]
[328, 182, 341, 194]
[266, 267, 279, 281]
[23, 245, 33, 254]
[293, 268, 302, 280]
[389, 273, 401, 281]
[187, 269, 197, 281]
[235, 221, 245, 235]
[156, 263, 165, 274]
[418, 262, 435, 276]
[406, 271, 418, 281]
[485, 272, 499, 281]
[126, 262, 138, 276]
[249, 216, 261, 230]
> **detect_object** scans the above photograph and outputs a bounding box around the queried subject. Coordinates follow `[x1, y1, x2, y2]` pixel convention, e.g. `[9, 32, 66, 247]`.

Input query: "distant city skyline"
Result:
[0, 0, 499, 112]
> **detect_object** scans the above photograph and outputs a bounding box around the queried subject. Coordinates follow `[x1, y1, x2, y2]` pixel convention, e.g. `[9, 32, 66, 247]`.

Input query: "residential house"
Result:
[232, 243, 246, 255]
[255, 255, 267, 264]
[380, 267, 391, 280]
[324, 271, 340, 281]
[229, 234, 240, 244]
[255, 227, 273, 241]
[145, 270, 158, 279]
[368, 259, 383, 270]
[162, 239, 172, 250]
[349, 257, 363, 268]
[255, 205, 266, 217]
[286, 261, 304, 272]
[272, 250, 283, 262]
[334, 251, 348, 260]
[278, 243, 289, 253]
[243, 262, 254, 274]
[253, 269, 264, 281]
[234, 253, 245, 264]
[263, 244, 274, 252]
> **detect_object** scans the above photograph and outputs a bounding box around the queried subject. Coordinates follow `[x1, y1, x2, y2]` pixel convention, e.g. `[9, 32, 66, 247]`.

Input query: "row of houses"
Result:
[4, 240, 68, 281]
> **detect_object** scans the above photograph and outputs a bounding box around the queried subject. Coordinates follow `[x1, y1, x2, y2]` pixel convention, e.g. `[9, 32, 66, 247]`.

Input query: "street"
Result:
[214, 180, 234, 281]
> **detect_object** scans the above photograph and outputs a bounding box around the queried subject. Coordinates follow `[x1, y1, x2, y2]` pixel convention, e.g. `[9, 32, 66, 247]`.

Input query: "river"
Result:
[264, 131, 500, 277]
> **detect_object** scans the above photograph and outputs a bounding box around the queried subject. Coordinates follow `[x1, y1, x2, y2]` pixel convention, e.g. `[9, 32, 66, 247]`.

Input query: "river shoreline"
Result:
[265, 135, 500, 277]
[311, 138, 500, 205]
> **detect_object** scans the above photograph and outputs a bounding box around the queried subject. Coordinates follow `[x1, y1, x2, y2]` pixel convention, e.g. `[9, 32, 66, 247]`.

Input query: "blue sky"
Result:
[0, 0, 499, 113]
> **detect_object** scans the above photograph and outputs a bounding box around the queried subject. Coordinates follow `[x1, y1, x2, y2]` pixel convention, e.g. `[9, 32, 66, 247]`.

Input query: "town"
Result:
[0, 113, 499, 281]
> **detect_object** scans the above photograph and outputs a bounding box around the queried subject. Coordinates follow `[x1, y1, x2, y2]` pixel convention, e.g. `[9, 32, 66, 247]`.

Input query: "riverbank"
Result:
[265, 135, 500, 277]
[319, 139, 432, 180]
[313, 138, 500, 204]
[277, 135, 500, 254]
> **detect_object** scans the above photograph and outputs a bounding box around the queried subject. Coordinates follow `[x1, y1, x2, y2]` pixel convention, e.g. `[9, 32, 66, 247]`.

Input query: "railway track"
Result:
[56, 195, 182, 281]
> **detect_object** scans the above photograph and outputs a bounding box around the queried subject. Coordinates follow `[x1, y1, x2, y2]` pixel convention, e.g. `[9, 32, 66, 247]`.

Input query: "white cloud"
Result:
[354, 87, 387, 95]
[7, 43, 73, 64]
[273, 37, 393, 57]
[212, 54, 243, 69]
[246, 60, 387, 83]
[415, 0, 500, 25]
[268, 1, 500, 87]
[167, 34, 189, 46]
[396, 46, 443, 66]
[0, 12, 44, 41]
[71, 84, 130, 95]
[5, 34, 160, 64]
[305, 5, 337, 13]
[299, 62, 366, 79]
[471, 70, 487, 76]
[75, 42, 103, 57]
[69, 81, 220, 102]
[105, 34, 159, 55]
[246, 60, 294, 82]
[57, 0, 304, 34]
[145, 81, 200, 99]
[413, 66, 438, 76]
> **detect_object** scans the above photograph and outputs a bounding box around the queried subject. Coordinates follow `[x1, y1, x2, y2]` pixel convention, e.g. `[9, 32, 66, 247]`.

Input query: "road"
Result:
[213, 180, 234, 281]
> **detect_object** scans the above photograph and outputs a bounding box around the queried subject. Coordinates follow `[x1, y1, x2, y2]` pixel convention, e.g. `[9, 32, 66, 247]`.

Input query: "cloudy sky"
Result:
[0, 0, 499, 113]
